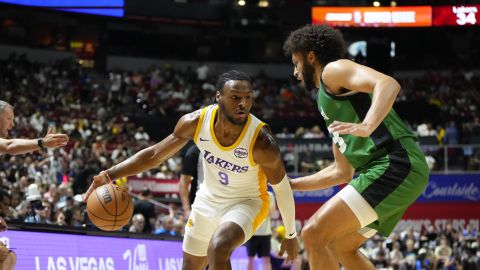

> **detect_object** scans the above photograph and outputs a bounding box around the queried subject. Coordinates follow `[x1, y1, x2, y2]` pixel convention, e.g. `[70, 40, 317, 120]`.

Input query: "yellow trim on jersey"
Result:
[249, 123, 266, 166]
[209, 105, 252, 151]
[193, 107, 208, 143]
[252, 168, 269, 231]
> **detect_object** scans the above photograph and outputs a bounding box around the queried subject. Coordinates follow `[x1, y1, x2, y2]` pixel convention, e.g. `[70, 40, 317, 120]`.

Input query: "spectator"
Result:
[389, 241, 404, 270]
[415, 248, 432, 270]
[462, 224, 478, 241]
[134, 126, 150, 142]
[133, 188, 156, 233]
[443, 121, 459, 145]
[129, 213, 146, 233]
[434, 238, 453, 269]
[154, 215, 175, 236]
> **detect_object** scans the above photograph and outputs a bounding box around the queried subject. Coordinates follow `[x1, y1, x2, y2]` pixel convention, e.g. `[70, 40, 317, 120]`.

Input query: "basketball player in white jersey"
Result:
[84, 70, 299, 270]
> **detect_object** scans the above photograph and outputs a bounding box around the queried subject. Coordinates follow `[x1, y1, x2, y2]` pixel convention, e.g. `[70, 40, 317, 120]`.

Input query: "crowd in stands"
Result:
[0, 54, 479, 269]
[358, 223, 480, 270]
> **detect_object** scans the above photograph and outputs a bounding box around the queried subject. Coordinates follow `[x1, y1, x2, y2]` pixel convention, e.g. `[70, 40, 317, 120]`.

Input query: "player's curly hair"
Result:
[283, 24, 346, 66]
[216, 70, 253, 93]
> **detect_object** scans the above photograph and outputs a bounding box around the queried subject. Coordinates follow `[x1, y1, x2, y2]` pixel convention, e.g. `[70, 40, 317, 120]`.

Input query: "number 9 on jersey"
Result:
[218, 171, 229, 185]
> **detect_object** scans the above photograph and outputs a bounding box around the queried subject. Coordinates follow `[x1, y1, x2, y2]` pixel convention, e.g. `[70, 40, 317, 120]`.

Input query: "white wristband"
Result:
[271, 174, 297, 239]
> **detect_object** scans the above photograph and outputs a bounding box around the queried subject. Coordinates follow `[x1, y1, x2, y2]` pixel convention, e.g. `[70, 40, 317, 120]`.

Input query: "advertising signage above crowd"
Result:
[0, 0, 124, 17]
[312, 5, 480, 27]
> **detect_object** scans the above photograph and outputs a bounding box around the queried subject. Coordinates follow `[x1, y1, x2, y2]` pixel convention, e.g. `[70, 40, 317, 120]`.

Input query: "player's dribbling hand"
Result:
[83, 171, 111, 202]
[278, 237, 299, 265]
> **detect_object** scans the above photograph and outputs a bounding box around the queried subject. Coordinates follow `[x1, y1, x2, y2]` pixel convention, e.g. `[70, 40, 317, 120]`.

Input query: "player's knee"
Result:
[301, 223, 331, 247]
[207, 236, 233, 260]
[3, 251, 17, 270]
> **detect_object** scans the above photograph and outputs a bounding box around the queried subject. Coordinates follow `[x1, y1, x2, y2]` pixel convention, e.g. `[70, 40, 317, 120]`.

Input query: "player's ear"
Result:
[307, 51, 316, 64]
[215, 90, 221, 103]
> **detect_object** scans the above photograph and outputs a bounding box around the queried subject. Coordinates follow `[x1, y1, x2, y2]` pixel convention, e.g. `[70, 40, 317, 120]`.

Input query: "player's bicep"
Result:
[173, 110, 201, 140]
[148, 111, 200, 160]
[323, 59, 392, 94]
[253, 128, 286, 185]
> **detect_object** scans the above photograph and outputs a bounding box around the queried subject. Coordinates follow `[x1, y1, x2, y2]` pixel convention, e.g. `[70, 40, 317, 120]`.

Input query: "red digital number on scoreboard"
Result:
[433, 5, 480, 26]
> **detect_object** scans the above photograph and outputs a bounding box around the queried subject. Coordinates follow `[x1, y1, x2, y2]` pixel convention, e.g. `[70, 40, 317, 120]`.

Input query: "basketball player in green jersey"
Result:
[283, 24, 429, 269]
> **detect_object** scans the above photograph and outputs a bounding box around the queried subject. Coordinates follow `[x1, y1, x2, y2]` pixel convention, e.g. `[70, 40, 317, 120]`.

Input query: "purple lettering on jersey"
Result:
[202, 150, 249, 174]
[232, 164, 241, 173]
[215, 157, 225, 167]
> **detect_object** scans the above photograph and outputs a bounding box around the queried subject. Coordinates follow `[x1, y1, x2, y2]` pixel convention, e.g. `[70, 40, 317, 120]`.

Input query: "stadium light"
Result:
[238, 0, 246, 6]
[258, 0, 269, 8]
[373, 1, 380, 7]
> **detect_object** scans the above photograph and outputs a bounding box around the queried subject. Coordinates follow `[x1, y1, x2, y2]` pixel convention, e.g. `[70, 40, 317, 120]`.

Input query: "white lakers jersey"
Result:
[193, 105, 268, 203]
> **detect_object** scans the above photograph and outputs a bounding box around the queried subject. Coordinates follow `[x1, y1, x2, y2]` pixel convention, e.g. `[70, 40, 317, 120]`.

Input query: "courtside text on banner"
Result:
[0, 230, 256, 270]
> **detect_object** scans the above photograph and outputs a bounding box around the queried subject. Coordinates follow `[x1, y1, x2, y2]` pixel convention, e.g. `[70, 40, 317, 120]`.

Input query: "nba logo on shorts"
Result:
[234, 148, 248, 158]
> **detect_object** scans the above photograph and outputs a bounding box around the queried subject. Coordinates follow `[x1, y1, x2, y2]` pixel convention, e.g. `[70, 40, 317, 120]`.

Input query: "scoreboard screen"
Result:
[313, 5, 480, 27]
[433, 5, 480, 26]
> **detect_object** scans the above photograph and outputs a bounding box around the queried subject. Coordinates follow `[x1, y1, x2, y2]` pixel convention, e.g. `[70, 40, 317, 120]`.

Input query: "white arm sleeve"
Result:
[271, 174, 297, 239]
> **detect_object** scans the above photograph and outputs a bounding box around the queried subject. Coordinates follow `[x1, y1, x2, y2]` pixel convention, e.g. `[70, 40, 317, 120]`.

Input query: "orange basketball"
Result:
[86, 184, 134, 231]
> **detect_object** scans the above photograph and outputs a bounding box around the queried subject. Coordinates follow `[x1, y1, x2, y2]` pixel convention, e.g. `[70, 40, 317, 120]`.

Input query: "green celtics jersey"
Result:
[317, 82, 416, 170]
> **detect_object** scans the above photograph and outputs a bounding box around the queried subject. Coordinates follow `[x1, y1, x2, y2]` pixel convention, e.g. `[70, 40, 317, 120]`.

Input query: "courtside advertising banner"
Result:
[417, 174, 480, 202]
[129, 174, 480, 202]
[312, 6, 432, 27]
[0, 231, 254, 270]
[273, 174, 480, 232]
[293, 174, 480, 202]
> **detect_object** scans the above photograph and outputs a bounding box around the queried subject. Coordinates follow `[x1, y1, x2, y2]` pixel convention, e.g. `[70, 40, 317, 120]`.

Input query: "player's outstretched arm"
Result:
[84, 110, 201, 201]
[253, 126, 299, 264]
[323, 59, 401, 137]
[0, 126, 69, 155]
[290, 143, 354, 191]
